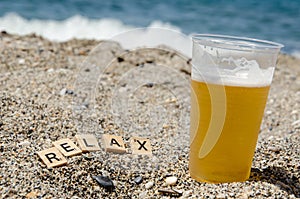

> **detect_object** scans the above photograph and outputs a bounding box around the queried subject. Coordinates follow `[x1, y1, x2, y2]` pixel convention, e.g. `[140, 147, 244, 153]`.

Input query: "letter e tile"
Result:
[53, 138, 82, 157]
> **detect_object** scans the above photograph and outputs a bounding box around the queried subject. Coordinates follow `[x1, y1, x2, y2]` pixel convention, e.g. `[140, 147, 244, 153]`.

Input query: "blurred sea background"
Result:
[0, 0, 299, 57]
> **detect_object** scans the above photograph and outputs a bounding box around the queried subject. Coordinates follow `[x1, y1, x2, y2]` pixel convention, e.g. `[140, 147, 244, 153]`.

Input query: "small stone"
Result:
[59, 88, 74, 96]
[26, 191, 38, 198]
[216, 193, 226, 199]
[18, 59, 25, 65]
[145, 181, 154, 189]
[182, 190, 193, 198]
[139, 191, 147, 198]
[101, 170, 109, 177]
[59, 88, 67, 96]
[47, 68, 54, 73]
[92, 176, 114, 190]
[144, 82, 154, 88]
[134, 176, 143, 184]
[158, 189, 183, 197]
[82, 153, 95, 160]
[18, 141, 31, 146]
[268, 146, 280, 153]
[65, 89, 74, 95]
[165, 176, 177, 185]
[113, 180, 118, 187]
[266, 110, 272, 115]
[117, 57, 124, 62]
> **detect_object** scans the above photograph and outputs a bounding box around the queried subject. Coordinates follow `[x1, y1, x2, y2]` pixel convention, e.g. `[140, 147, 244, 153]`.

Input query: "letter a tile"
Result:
[37, 147, 67, 168]
[130, 137, 152, 155]
[53, 138, 82, 157]
[75, 134, 101, 152]
[102, 134, 126, 154]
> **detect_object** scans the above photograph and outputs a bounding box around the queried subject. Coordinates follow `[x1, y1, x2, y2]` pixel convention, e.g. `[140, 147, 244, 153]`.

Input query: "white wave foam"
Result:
[0, 13, 192, 57]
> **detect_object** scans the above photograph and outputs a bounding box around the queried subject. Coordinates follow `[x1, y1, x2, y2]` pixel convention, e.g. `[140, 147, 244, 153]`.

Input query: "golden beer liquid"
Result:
[189, 79, 270, 183]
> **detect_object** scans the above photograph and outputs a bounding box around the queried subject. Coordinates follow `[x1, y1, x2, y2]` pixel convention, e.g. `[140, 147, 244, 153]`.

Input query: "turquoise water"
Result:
[0, 0, 299, 55]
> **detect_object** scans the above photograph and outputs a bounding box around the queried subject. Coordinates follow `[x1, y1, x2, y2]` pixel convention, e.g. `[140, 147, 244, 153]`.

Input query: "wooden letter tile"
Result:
[75, 134, 100, 152]
[102, 134, 126, 154]
[37, 147, 67, 168]
[130, 137, 152, 155]
[53, 138, 82, 157]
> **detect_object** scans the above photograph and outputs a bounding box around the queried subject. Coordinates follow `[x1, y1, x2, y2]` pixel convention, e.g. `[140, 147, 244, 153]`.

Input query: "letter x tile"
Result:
[130, 137, 152, 155]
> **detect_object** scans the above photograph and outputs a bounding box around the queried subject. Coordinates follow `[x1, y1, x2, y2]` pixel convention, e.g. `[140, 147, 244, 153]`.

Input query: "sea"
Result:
[0, 0, 299, 57]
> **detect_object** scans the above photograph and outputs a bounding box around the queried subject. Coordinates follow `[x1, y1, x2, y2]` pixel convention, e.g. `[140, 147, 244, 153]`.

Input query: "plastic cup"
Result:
[189, 34, 283, 183]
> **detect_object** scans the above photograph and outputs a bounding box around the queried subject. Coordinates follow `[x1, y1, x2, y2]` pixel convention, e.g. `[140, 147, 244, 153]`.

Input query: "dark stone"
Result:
[117, 57, 124, 62]
[145, 60, 154, 63]
[180, 68, 191, 75]
[65, 89, 74, 95]
[144, 82, 154, 88]
[158, 189, 183, 197]
[187, 58, 192, 64]
[134, 176, 143, 184]
[92, 176, 114, 190]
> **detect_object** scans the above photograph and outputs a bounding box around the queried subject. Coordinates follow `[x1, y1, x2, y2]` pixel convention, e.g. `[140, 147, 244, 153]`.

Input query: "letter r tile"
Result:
[37, 147, 67, 168]
[130, 137, 152, 155]
[102, 134, 126, 154]
[75, 134, 100, 152]
[53, 138, 82, 157]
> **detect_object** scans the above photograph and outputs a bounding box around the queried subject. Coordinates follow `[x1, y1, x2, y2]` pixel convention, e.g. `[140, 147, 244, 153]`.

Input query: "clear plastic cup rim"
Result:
[192, 34, 284, 52]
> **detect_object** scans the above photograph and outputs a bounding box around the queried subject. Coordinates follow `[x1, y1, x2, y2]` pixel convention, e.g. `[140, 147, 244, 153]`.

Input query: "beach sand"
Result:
[0, 32, 299, 198]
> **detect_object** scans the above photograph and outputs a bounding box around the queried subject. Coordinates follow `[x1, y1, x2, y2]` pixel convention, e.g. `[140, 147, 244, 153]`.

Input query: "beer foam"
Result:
[192, 57, 274, 87]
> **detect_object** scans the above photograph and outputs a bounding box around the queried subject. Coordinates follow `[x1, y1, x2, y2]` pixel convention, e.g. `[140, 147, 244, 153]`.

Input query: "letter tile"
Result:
[37, 147, 67, 168]
[53, 138, 82, 157]
[75, 134, 101, 152]
[130, 137, 152, 155]
[102, 134, 126, 154]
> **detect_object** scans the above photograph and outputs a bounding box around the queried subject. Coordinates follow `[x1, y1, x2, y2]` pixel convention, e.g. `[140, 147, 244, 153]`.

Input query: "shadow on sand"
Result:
[249, 166, 299, 197]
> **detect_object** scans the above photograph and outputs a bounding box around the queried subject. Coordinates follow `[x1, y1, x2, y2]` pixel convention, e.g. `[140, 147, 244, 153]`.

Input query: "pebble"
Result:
[65, 89, 74, 95]
[266, 110, 272, 115]
[182, 190, 193, 198]
[82, 153, 94, 160]
[101, 170, 109, 177]
[268, 146, 280, 153]
[134, 176, 143, 184]
[59, 88, 74, 96]
[139, 191, 147, 198]
[145, 181, 154, 189]
[18, 141, 31, 146]
[18, 59, 25, 65]
[59, 88, 67, 96]
[165, 176, 177, 185]
[158, 189, 183, 197]
[92, 176, 114, 190]
[26, 191, 38, 198]
[216, 193, 226, 199]
[47, 68, 54, 73]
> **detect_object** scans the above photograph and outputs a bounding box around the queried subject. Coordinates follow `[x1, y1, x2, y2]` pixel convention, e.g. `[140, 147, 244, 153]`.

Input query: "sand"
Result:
[0, 32, 299, 198]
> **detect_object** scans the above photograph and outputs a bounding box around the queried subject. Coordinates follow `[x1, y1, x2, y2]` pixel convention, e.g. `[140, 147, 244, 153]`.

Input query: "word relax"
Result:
[37, 134, 152, 168]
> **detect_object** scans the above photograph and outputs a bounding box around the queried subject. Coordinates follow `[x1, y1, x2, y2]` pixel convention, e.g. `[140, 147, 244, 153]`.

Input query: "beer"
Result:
[189, 80, 270, 183]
